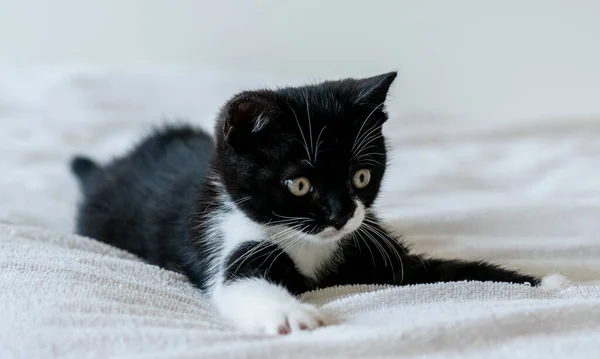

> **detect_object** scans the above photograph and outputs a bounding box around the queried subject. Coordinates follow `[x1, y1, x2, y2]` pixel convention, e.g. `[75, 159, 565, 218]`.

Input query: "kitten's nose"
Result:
[325, 198, 356, 230]
[328, 213, 351, 230]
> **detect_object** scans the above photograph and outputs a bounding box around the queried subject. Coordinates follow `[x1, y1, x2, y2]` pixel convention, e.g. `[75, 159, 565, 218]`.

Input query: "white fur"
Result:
[219, 206, 264, 255]
[204, 196, 266, 292]
[212, 278, 326, 334]
[540, 273, 571, 290]
[252, 113, 269, 133]
[280, 239, 339, 279]
[266, 201, 366, 278]
[263, 223, 340, 278]
[209, 194, 366, 334]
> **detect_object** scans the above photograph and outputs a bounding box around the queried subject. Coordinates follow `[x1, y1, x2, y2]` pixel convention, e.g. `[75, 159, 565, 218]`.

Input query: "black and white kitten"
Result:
[71, 72, 540, 335]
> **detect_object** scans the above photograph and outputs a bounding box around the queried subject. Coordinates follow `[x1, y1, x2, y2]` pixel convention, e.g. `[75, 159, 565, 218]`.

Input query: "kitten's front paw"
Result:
[233, 300, 327, 335]
[214, 279, 330, 335]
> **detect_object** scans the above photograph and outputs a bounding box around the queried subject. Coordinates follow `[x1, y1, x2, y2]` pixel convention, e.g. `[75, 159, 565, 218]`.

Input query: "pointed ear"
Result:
[354, 71, 397, 107]
[222, 91, 277, 145]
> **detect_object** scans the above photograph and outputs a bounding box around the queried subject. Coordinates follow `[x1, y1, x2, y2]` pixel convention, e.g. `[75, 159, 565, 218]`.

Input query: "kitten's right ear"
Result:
[222, 92, 276, 145]
[354, 71, 398, 107]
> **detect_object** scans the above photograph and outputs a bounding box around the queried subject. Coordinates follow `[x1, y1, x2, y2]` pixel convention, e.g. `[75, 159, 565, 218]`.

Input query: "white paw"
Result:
[213, 278, 330, 335]
[233, 300, 327, 335]
[540, 273, 571, 290]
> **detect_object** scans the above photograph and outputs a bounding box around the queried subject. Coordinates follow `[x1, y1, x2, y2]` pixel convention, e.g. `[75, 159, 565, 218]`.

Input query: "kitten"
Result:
[71, 72, 540, 335]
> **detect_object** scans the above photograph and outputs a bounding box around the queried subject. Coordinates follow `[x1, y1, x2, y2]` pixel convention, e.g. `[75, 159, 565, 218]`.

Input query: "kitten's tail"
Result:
[70, 155, 100, 194]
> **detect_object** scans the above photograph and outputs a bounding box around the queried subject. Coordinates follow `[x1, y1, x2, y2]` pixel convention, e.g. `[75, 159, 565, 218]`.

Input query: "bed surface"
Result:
[1, 68, 599, 358]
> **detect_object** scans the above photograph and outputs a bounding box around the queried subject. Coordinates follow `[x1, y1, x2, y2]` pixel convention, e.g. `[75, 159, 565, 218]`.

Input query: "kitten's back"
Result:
[71, 125, 214, 265]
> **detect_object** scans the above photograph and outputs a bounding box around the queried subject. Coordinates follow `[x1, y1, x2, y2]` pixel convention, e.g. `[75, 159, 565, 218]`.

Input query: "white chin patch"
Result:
[312, 201, 366, 243]
[263, 200, 366, 278]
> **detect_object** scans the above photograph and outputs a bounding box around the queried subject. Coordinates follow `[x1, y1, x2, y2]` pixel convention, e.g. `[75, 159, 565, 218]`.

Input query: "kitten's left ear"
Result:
[354, 71, 398, 107]
[222, 91, 278, 146]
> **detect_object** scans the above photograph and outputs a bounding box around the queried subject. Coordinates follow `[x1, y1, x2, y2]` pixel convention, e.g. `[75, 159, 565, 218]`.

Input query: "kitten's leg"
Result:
[400, 257, 541, 286]
[211, 242, 327, 335]
[338, 220, 541, 286]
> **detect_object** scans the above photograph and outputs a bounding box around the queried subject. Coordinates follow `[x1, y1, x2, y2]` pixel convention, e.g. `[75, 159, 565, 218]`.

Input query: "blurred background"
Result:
[3, 3, 600, 355]
[1, 1, 600, 280]
[2, 0, 600, 123]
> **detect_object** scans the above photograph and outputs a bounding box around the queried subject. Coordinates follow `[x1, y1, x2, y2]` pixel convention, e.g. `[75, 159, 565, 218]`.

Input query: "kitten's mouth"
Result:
[269, 201, 366, 244]
[318, 228, 343, 240]
[314, 201, 365, 242]
[316, 222, 360, 242]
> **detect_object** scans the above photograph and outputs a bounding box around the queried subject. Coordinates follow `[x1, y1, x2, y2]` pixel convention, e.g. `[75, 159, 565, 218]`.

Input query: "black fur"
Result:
[72, 125, 214, 272]
[71, 156, 98, 179]
[223, 241, 310, 295]
[71, 73, 540, 299]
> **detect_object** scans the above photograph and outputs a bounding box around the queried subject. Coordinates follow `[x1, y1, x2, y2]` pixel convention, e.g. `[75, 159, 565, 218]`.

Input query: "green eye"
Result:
[285, 177, 312, 196]
[352, 169, 371, 189]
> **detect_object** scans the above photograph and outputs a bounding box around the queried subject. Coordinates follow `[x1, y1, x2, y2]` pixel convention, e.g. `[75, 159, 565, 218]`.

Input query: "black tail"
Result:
[70, 155, 99, 193]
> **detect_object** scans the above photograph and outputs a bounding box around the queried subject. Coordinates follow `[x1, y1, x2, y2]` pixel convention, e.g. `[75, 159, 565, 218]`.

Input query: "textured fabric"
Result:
[1, 68, 600, 358]
[1, 224, 599, 359]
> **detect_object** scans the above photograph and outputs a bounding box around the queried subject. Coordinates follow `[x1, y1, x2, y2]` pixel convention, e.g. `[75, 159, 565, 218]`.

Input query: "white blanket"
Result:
[1, 224, 598, 359]
[1, 68, 599, 358]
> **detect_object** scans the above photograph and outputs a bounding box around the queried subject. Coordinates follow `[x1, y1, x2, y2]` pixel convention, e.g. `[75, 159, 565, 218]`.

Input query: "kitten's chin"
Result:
[313, 227, 354, 243]
[312, 222, 361, 243]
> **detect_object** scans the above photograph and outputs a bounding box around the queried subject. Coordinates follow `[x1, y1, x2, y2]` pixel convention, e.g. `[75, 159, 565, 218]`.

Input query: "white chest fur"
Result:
[217, 206, 339, 279]
[219, 207, 265, 253]
[264, 224, 339, 279]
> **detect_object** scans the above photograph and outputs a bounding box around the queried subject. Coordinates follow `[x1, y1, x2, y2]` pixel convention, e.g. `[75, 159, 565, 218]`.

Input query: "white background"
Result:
[1, 0, 600, 123]
[2, 7, 600, 356]
[1, 1, 600, 265]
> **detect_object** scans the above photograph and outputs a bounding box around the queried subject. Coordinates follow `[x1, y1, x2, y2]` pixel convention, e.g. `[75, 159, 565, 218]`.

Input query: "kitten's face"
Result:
[215, 72, 396, 244]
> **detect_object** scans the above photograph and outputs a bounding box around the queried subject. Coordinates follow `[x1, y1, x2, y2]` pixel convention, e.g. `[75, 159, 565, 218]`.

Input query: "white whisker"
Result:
[354, 158, 386, 167]
[265, 224, 309, 274]
[352, 101, 385, 152]
[363, 218, 422, 270]
[225, 223, 306, 274]
[352, 125, 384, 161]
[313, 126, 327, 163]
[271, 211, 313, 221]
[232, 196, 252, 205]
[352, 133, 385, 160]
[304, 91, 314, 161]
[357, 226, 393, 278]
[285, 100, 312, 166]
[362, 222, 404, 284]
[354, 152, 386, 160]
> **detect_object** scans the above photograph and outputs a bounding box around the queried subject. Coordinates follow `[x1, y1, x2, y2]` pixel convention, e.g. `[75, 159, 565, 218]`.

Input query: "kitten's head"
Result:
[214, 72, 396, 243]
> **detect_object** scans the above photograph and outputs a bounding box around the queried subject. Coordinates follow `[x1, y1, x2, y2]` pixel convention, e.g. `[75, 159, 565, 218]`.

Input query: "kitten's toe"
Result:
[234, 301, 327, 335]
[276, 319, 291, 335]
[285, 303, 326, 332]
